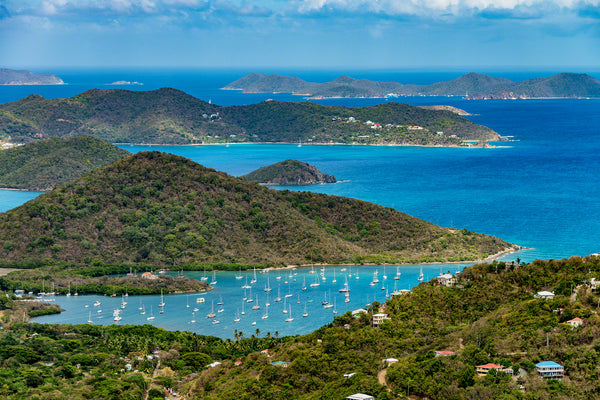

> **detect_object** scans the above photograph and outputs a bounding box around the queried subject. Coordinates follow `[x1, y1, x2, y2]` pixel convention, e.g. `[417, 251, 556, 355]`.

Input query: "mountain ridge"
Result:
[224, 72, 600, 99]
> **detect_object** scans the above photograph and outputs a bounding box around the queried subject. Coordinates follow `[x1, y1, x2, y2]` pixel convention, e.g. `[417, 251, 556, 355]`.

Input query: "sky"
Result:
[0, 0, 599, 69]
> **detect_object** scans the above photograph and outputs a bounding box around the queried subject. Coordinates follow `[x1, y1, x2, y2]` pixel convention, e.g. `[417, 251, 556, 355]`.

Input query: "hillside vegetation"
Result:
[0, 136, 130, 190]
[0, 88, 500, 145]
[0, 151, 516, 268]
[3, 256, 600, 399]
[241, 159, 336, 185]
[225, 72, 600, 99]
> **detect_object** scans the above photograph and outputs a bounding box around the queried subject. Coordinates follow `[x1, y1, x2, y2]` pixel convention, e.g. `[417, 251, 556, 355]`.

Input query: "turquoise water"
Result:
[32, 264, 464, 338]
[2, 69, 600, 337]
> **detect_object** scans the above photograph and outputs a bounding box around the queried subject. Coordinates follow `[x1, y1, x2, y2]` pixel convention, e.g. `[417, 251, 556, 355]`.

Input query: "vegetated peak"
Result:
[241, 159, 337, 185]
[0, 151, 517, 267]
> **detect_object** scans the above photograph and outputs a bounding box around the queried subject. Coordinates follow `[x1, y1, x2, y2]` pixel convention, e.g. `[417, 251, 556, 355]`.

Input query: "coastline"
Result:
[114, 141, 497, 149]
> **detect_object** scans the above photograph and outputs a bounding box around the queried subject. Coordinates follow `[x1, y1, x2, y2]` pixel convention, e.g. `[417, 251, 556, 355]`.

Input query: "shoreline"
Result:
[114, 141, 497, 149]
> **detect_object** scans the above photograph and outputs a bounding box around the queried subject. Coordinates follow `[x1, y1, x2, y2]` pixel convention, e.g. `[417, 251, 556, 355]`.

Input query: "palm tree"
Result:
[255, 328, 260, 338]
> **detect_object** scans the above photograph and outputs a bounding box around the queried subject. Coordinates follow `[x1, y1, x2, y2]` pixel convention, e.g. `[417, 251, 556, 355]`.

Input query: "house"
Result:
[567, 317, 583, 328]
[590, 278, 600, 290]
[346, 394, 375, 400]
[352, 308, 368, 317]
[270, 361, 288, 367]
[534, 291, 555, 300]
[437, 273, 456, 287]
[536, 361, 564, 379]
[476, 363, 513, 375]
[141, 272, 158, 280]
[382, 358, 398, 366]
[372, 313, 390, 327]
[434, 350, 455, 357]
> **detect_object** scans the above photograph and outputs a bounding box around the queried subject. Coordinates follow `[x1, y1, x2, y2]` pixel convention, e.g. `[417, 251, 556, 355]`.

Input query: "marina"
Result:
[30, 263, 467, 339]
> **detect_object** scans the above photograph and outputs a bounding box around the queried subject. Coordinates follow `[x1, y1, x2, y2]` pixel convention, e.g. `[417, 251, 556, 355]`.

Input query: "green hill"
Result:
[0, 151, 516, 268]
[225, 71, 600, 99]
[0, 68, 64, 85]
[0, 136, 130, 190]
[242, 159, 336, 185]
[3, 256, 600, 399]
[0, 88, 501, 145]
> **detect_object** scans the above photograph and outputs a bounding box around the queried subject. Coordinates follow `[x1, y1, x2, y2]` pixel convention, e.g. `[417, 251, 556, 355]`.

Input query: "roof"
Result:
[536, 291, 555, 296]
[477, 363, 502, 369]
[435, 350, 455, 355]
[346, 394, 374, 400]
[536, 361, 563, 368]
[568, 317, 582, 322]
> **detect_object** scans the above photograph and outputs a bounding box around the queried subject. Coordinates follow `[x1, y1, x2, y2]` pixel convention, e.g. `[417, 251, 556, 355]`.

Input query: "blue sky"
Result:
[1, 0, 599, 69]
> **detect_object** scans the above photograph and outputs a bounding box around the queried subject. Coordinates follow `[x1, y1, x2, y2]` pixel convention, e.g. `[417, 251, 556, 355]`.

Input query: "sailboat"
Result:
[241, 300, 246, 315]
[139, 298, 143, 310]
[147, 306, 155, 320]
[394, 266, 401, 280]
[186, 295, 190, 308]
[190, 312, 196, 323]
[285, 283, 293, 298]
[207, 301, 216, 318]
[310, 273, 320, 287]
[210, 271, 217, 285]
[235, 267, 243, 280]
[252, 295, 260, 310]
[200, 268, 208, 281]
[333, 298, 337, 315]
[264, 274, 272, 292]
[339, 275, 350, 293]
[66, 283, 71, 296]
[302, 277, 307, 291]
[332, 269, 337, 284]
[242, 276, 251, 289]
[234, 309, 241, 322]
[283, 297, 288, 313]
[217, 295, 224, 305]
[323, 290, 333, 309]
[418, 267, 424, 282]
[251, 267, 257, 284]
[275, 287, 281, 302]
[262, 302, 269, 319]
[302, 303, 308, 317]
[140, 305, 146, 315]
[158, 289, 165, 307]
[285, 305, 293, 322]
[87, 311, 93, 324]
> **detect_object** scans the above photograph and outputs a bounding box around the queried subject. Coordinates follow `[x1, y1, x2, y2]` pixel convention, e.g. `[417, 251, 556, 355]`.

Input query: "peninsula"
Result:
[224, 72, 600, 99]
[0, 151, 518, 268]
[0, 88, 501, 146]
[242, 159, 336, 185]
[0, 68, 64, 85]
[0, 136, 130, 190]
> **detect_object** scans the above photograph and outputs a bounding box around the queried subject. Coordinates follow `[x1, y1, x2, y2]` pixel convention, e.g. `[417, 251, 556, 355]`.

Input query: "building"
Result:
[567, 317, 583, 328]
[476, 363, 513, 375]
[434, 350, 455, 357]
[534, 291, 555, 300]
[352, 308, 368, 317]
[346, 394, 375, 400]
[141, 272, 158, 280]
[382, 358, 398, 366]
[437, 273, 456, 287]
[536, 361, 564, 379]
[372, 313, 390, 327]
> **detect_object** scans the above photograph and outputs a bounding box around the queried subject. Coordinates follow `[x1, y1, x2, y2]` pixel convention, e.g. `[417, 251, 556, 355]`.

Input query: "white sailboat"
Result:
[252, 295, 260, 310]
[186, 295, 190, 308]
[251, 267, 257, 284]
[264, 274, 272, 292]
[323, 290, 333, 309]
[158, 289, 165, 308]
[241, 300, 246, 315]
[262, 303, 269, 319]
[207, 301, 216, 318]
[333, 298, 337, 315]
[275, 287, 281, 302]
[418, 267, 424, 282]
[302, 303, 308, 317]
[285, 305, 293, 322]
[190, 312, 196, 323]
[383, 266, 387, 280]
[201, 268, 208, 281]
[394, 266, 401, 280]
[139, 298, 143, 310]
[87, 311, 93, 324]
[283, 297, 288, 314]
[210, 271, 217, 285]
[140, 305, 146, 315]
[332, 269, 337, 284]
[235, 267, 243, 280]
[302, 277, 307, 291]
[147, 306, 155, 320]
[234, 309, 241, 322]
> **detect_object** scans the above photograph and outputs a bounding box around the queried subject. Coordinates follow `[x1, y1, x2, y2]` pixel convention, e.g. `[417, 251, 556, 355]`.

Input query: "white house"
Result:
[534, 291, 555, 300]
[437, 273, 456, 287]
[567, 317, 583, 328]
[372, 313, 390, 327]
[536, 361, 564, 379]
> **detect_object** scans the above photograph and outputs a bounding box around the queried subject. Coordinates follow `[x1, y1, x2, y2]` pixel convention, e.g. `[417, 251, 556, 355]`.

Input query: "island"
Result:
[0, 136, 130, 190]
[0, 68, 64, 85]
[224, 71, 600, 99]
[241, 159, 336, 185]
[0, 88, 501, 146]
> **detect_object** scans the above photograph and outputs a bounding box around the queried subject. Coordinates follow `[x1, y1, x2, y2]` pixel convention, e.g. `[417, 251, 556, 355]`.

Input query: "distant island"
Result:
[0, 68, 64, 85]
[0, 136, 130, 190]
[0, 151, 518, 268]
[0, 88, 501, 146]
[242, 159, 337, 185]
[224, 72, 600, 99]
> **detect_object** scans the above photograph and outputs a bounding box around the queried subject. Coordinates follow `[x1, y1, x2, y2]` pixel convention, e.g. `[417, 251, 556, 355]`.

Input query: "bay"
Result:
[2, 68, 600, 338]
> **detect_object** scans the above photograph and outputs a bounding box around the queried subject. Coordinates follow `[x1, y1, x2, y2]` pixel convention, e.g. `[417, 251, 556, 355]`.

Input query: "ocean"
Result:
[2, 68, 600, 338]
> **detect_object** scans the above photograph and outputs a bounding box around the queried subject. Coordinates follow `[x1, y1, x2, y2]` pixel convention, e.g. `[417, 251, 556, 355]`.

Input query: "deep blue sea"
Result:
[2, 68, 600, 338]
